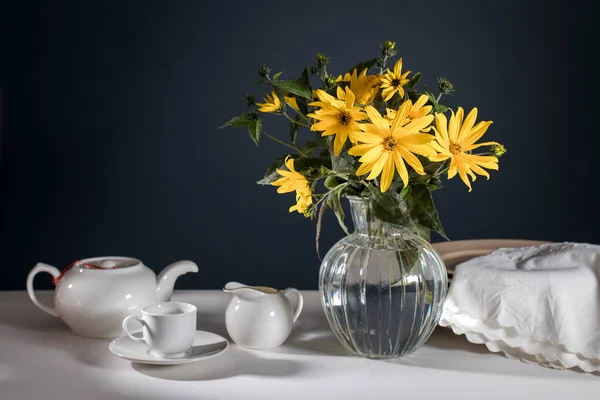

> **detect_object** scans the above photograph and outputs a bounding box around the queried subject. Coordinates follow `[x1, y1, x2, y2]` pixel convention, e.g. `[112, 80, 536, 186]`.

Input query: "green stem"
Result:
[378, 55, 389, 74]
[297, 111, 311, 123]
[283, 112, 310, 128]
[436, 92, 443, 102]
[262, 130, 309, 157]
[313, 183, 349, 209]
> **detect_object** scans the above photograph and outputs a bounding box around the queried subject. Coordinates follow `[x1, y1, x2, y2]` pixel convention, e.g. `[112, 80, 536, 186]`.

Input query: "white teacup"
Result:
[122, 302, 197, 358]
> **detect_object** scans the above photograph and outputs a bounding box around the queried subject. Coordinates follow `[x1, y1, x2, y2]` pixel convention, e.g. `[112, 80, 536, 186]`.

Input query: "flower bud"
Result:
[244, 93, 256, 107]
[380, 40, 397, 57]
[302, 204, 316, 218]
[490, 143, 506, 157]
[258, 64, 272, 78]
[315, 53, 330, 69]
[323, 76, 337, 90]
[437, 78, 455, 95]
[426, 176, 443, 190]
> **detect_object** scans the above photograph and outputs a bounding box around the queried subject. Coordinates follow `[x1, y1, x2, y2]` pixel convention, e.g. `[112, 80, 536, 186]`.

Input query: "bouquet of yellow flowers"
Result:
[221, 41, 505, 240]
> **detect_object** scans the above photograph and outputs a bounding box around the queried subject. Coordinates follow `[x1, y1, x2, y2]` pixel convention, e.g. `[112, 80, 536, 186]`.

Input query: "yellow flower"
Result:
[271, 156, 313, 214]
[290, 191, 312, 214]
[308, 87, 367, 155]
[284, 96, 300, 112]
[336, 68, 381, 105]
[429, 107, 499, 191]
[257, 91, 281, 113]
[380, 58, 411, 101]
[348, 101, 435, 192]
[385, 94, 432, 127]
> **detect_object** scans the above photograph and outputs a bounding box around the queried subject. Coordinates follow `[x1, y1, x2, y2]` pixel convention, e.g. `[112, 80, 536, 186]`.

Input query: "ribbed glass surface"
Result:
[319, 196, 447, 359]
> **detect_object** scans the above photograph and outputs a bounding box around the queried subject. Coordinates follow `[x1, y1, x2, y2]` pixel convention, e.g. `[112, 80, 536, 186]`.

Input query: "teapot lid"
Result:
[80, 257, 141, 269]
[52, 257, 143, 285]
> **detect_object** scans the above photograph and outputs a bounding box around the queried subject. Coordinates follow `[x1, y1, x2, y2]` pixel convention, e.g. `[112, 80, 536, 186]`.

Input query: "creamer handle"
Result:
[282, 288, 303, 323]
[26, 263, 60, 317]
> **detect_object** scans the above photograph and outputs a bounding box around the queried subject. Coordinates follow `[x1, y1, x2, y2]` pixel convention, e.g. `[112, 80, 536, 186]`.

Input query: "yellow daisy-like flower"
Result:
[380, 58, 411, 101]
[290, 191, 312, 214]
[257, 91, 281, 113]
[284, 96, 300, 112]
[308, 87, 367, 156]
[336, 68, 381, 105]
[385, 94, 432, 127]
[429, 107, 499, 191]
[271, 156, 313, 214]
[348, 101, 435, 192]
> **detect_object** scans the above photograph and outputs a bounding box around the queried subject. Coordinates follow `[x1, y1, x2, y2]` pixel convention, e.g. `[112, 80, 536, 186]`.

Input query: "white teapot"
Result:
[26, 257, 198, 338]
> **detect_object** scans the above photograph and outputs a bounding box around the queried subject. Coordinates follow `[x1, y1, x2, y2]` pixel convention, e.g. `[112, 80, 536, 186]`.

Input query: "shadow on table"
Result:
[271, 316, 350, 357]
[1, 303, 67, 333]
[388, 328, 600, 379]
[132, 346, 303, 381]
[196, 311, 350, 357]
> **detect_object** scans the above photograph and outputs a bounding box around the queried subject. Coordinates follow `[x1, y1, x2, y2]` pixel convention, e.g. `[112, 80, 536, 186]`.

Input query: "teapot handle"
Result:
[26, 263, 60, 317]
[282, 288, 303, 323]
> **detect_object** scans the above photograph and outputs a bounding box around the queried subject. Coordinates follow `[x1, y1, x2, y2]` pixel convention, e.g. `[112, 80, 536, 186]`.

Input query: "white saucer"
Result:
[109, 330, 229, 365]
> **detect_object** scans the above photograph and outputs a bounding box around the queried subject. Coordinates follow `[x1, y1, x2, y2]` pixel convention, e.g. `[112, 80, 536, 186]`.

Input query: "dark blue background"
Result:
[0, 0, 597, 290]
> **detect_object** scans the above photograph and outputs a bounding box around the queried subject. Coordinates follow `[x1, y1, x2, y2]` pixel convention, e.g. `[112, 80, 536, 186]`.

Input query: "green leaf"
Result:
[434, 103, 448, 113]
[272, 71, 284, 80]
[289, 116, 300, 144]
[248, 119, 262, 146]
[386, 92, 403, 111]
[315, 200, 328, 259]
[407, 91, 424, 103]
[324, 175, 339, 189]
[400, 185, 412, 200]
[299, 141, 320, 156]
[257, 170, 280, 185]
[331, 143, 356, 173]
[407, 185, 448, 240]
[295, 67, 312, 115]
[268, 80, 312, 99]
[294, 157, 331, 172]
[367, 186, 411, 226]
[346, 58, 380, 74]
[372, 91, 384, 111]
[421, 85, 449, 114]
[424, 87, 436, 103]
[299, 67, 311, 86]
[219, 113, 252, 128]
[405, 72, 422, 89]
[257, 156, 287, 185]
[296, 97, 309, 116]
[329, 190, 349, 235]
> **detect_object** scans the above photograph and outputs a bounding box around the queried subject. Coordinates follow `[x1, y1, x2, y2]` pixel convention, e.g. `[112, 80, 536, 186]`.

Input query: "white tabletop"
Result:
[1, 290, 598, 400]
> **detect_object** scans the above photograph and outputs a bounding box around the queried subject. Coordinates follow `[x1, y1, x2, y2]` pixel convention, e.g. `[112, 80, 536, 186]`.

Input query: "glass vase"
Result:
[319, 196, 447, 359]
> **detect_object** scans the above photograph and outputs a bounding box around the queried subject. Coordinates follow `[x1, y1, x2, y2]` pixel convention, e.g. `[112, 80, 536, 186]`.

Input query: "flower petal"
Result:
[364, 106, 389, 133]
[366, 153, 388, 180]
[380, 156, 395, 192]
[348, 143, 379, 156]
[358, 144, 385, 164]
[458, 107, 478, 142]
[393, 151, 409, 187]
[398, 148, 425, 175]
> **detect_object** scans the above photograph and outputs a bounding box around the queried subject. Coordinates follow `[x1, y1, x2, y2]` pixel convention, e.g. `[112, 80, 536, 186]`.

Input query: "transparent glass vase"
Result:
[319, 196, 447, 359]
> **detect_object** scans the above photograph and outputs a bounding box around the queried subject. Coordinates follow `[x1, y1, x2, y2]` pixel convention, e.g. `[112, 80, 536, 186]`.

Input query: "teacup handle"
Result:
[122, 315, 146, 343]
[282, 288, 303, 323]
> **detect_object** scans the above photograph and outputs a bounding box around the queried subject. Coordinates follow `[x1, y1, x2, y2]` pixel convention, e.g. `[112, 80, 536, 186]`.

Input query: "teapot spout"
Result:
[156, 260, 199, 302]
